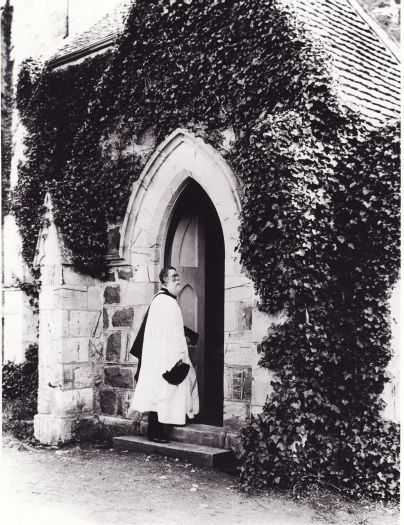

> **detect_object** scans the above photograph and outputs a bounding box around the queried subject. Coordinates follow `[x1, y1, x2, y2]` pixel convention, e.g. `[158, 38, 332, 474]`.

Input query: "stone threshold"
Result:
[113, 435, 234, 469]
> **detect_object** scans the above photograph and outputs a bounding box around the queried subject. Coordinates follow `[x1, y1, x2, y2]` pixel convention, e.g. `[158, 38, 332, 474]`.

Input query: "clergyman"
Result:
[128, 266, 199, 443]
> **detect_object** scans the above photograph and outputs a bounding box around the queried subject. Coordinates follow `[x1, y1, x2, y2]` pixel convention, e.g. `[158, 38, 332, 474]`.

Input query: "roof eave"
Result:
[48, 34, 117, 70]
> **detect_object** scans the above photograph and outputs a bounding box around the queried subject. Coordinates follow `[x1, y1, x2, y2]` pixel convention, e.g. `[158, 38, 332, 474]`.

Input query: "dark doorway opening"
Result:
[165, 180, 224, 426]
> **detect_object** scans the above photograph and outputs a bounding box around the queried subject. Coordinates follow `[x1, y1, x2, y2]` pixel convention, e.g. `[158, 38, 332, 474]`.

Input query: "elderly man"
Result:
[129, 266, 199, 443]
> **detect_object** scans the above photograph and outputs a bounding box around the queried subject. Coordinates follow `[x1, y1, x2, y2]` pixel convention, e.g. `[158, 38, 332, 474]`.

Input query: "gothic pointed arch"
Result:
[120, 128, 242, 277]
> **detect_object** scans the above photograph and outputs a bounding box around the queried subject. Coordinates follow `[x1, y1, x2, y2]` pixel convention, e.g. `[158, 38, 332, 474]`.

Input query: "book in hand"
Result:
[162, 359, 190, 385]
[184, 326, 199, 346]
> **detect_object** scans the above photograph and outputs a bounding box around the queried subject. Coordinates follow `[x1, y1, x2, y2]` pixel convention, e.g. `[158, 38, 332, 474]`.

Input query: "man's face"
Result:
[165, 268, 180, 296]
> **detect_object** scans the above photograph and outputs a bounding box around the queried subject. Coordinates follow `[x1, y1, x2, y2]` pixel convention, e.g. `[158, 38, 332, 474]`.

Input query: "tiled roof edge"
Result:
[347, 0, 400, 62]
[48, 34, 117, 70]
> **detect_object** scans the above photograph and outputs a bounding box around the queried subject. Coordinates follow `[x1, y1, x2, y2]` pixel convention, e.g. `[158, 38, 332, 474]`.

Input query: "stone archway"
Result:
[120, 129, 257, 429]
[120, 129, 242, 278]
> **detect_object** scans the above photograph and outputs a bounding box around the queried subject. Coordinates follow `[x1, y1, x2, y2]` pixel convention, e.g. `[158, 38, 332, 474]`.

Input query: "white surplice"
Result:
[130, 292, 199, 425]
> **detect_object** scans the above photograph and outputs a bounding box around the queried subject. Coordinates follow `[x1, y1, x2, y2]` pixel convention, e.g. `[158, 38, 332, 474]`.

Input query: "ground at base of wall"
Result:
[1, 434, 398, 525]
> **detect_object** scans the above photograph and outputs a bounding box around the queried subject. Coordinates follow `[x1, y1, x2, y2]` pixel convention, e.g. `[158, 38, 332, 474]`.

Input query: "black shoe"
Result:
[148, 436, 170, 444]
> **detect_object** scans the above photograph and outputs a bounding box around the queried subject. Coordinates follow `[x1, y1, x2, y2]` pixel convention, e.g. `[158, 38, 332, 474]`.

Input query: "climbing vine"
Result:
[1, 0, 13, 217]
[12, 0, 400, 499]
[236, 112, 400, 499]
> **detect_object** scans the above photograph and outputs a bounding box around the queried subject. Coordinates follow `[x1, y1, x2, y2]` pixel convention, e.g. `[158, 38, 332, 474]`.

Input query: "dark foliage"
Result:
[3, 344, 39, 441]
[1, 0, 13, 216]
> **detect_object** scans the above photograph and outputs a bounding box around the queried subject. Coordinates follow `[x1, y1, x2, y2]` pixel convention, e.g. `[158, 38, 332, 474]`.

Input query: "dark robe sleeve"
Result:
[129, 308, 149, 382]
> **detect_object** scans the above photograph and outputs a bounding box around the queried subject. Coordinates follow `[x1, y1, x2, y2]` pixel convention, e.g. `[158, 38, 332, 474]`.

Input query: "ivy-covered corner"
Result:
[236, 115, 400, 500]
[1, 0, 13, 217]
[10, 0, 399, 500]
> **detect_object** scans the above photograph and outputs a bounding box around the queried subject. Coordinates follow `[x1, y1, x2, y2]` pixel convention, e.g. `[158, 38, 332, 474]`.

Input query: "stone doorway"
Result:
[119, 129, 257, 431]
[164, 180, 225, 426]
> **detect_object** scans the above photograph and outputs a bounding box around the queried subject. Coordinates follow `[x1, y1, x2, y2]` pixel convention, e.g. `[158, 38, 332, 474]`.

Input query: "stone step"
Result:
[113, 435, 234, 469]
[140, 421, 227, 448]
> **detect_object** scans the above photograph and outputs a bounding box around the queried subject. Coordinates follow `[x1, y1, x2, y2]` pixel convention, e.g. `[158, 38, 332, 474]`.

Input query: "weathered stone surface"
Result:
[62, 338, 89, 363]
[40, 264, 63, 287]
[120, 281, 156, 306]
[113, 435, 233, 468]
[103, 308, 109, 329]
[62, 266, 94, 286]
[224, 302, 237, 332]
[244, 368, 252, 400]
[94, 365, 103, 387]
[57, 287, 88, 309]
[73, 365, 93, 388]
[117, 390, 134, 417]
[108, 226, 120, 255]
[225, 285, 251, 303]
[225, 276, 251, 300]
[53, 388, 94, 417]
[238, 301, 252, 331]
[39, 363, 64, 390]
[40, 310, 63, 346]
[224, 432, 242, 453]
[224, 256, 243, 277]
[112, 308, 134, 327]
[37, 386, 52, 415]
[228, 330, 252, 341]
[131, 304, 148, 331]
[63, 365, 74, 388]
[75, 416, 100, 441]
[34, 414, 77, 445]
[133, 264, 155, 283]
[63, 310, 101, 338]
[166, 425, 226, 448]
[89, 336, 103, 362]
[106, 332, 121, 361]
[88, 286, 103, 310]
[223, 342, 251, 366]
[118, 268, 134, 280]
[98, 415, 138, 440]
[104, 286, 120, 304]
[104, 367, 134, 389]
[223, 401, 249, 431]
[99, 389, 117, 415]
[39, 287, 61, 310]
[120, 331, 134, 362]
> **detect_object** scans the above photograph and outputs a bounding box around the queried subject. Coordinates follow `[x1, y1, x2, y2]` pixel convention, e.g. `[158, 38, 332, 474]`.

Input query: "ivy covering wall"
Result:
[12, 0, 399, 500]
[1, 0, 13, 217]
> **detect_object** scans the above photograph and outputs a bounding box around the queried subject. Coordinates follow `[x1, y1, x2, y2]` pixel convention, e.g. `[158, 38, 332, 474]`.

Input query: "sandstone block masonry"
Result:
[96, 266, 149, 421]
[34, 261, 104, 444]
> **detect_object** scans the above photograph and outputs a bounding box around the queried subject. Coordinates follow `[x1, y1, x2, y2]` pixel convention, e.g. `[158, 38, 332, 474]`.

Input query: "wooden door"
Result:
[169, 208, 206, 417]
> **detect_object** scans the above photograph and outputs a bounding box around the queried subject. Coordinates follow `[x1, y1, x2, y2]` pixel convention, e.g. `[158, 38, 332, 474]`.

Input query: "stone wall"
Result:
[97, 264, 155, 421]
[223, 274, 254, 430]
[34, 260, 104, 444]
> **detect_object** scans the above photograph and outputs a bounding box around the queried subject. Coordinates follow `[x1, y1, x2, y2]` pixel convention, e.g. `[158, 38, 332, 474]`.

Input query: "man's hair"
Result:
[159, 266, 177, 285]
